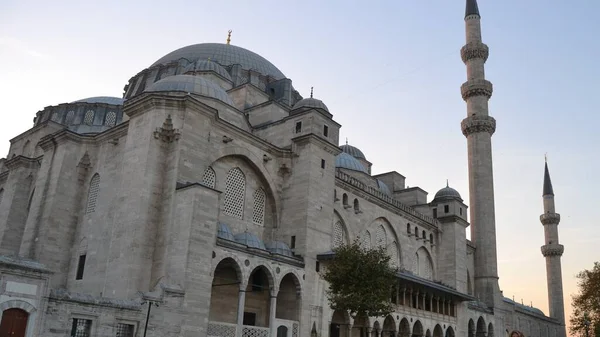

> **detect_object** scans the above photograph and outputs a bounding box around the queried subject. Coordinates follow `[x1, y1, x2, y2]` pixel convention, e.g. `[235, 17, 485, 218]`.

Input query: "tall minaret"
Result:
[460, 0, 500, 308]
[540, 159, 566, 337]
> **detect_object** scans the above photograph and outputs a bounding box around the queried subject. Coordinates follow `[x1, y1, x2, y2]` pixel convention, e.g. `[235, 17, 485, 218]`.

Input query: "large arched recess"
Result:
[368, 217, 402, 265]
[415, 246, 435, 280]
[207, 146, 281, 225]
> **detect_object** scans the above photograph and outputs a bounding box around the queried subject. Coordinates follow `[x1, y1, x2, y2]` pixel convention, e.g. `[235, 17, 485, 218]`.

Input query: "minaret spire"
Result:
[460, 0, 500, 308]
[540, 159, 567, 337]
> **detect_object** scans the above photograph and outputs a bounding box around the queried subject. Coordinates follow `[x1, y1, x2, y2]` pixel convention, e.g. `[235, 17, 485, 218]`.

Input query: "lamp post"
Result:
[142, 299, 159, 337]
[583, 313, 590, 337]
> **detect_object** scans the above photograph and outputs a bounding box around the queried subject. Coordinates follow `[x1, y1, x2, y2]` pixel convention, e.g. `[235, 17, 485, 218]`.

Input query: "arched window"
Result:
[332, 221, 346, 248]
[65, 110, 75, 124]
[86, 174, 100, 214]
[84, 110, 95, 125]
[105, 111, 117, 126]
[388, 242, 399, 268]
[422, 230, 426, 240]
[353, 199, 360, 213]
[430, 233, 434, 244]
[416, 247, 434, 280]
[201, 166, 216, 189]
[51, 111, 61, 122]
[342, 193, 348, 207]
[360, 231, 371, 250]
[407, 223, 411, 234]
[223, 167, 245, 219]
[375, 224, 386, 248]
[252, 188, 266, 225]
[414, 227, 419, 238]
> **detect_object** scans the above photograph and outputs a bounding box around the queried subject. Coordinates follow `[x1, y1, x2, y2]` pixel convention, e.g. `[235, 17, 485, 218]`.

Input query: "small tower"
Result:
[540, 159, 567, 337]
[460, 0, 500, 307]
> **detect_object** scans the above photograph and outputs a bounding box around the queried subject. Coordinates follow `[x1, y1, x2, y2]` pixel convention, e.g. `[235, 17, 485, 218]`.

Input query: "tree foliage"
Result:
[321, 239, 398, 319]
[570, 262, 600, 337]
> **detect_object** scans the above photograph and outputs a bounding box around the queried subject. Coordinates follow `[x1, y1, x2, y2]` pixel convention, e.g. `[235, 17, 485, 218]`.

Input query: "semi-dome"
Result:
[335, 152, 368, 174]
[72, 96, 124, 105]
[151, 43, 285, 80]
[146, 75, 235, 106]
[183, 60, 233, 82]
[340, 144, 366, 160]
[377, 179, 392, 196]
[217, 223, 235, 241]
[433, 183, 463, 201]
[234, 232, 266, 250]
[265, 241, 293, 257]
[292, 98, 329, 112]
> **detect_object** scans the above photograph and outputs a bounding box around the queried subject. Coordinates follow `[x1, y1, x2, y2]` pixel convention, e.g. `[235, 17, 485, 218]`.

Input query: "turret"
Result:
[540, 159, 567, 337]
[460, 0, 500, 308]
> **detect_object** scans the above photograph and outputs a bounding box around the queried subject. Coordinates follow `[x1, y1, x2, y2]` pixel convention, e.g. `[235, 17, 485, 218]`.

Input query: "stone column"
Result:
[269, 294, 277, 337]
[237, 289, 246, 337]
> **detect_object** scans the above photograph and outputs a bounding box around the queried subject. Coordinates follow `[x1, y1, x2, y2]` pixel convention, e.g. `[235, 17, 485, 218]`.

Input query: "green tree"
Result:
[321, 239, 398, 319]
[570, 262, 600, 337]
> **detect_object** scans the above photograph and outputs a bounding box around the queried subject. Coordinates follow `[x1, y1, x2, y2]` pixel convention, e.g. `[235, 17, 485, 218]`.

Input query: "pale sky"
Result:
[1, 0, 598, 335]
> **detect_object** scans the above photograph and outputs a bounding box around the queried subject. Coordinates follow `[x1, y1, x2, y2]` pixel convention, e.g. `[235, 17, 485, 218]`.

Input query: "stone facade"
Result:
[0, 2, 566, 337]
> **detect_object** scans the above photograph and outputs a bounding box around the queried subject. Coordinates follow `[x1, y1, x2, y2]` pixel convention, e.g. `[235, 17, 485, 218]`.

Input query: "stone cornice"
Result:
[216, 238, 305, 268]
[461, 115, 496, 137]
[9, 121, 64, 143]
[253, 108, 341, 130]
[436, 214, 470, 228]
[541, 244, 564, 257]
[4, 155, 42, 170]
[226, 82, 270, 101]
[461, 42, 489, 63]
[461, 79, 493, 101]
[540, 213, 560, 225]
[291, 133, 342, 156]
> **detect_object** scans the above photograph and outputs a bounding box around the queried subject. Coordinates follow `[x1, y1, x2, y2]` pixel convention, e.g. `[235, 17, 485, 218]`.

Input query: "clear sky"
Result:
[1, 0, 598, 334]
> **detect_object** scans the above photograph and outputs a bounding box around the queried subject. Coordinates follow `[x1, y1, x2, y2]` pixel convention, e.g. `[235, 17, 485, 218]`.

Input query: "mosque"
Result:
[0, 1, 567, 337]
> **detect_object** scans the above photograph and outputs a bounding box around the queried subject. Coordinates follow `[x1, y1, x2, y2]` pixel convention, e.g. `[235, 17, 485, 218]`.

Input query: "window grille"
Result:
[360, 231, 371, 250]
[116, 323, 135, 337]
[223, 168, 245, 218]
[51, 112, 61, 122]
[86, 174, 100, 214]
[84, 110, 95, 125]
[388, 242, 399, 268]
[71, 318, 92, 337]
[375, 224, 386, 248]
[252, 188, 266, 225]
[201, 167, 216, 189]
[65, 110, 75, 124]
[105, 111, 117, 126]
[332, 221, 345, 248]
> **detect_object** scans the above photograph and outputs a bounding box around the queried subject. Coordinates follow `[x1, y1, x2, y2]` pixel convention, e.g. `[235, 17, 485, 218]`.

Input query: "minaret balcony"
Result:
[461, 42, 489, 63]
[540, 213, 561, 225]
[461, 79, 493, 101]
[461, 115, 496, 137]
[541, 244, 564, 257]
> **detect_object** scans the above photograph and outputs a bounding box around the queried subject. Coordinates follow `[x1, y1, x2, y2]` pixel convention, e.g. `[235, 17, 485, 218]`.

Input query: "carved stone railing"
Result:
[242, 325, 269, 337]
[207, 321, 237, 337]
[335, 170, 436, 225]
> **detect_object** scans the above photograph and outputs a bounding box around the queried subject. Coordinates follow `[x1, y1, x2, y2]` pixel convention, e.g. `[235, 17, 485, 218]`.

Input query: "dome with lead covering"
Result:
[265, 241, 293, 257]
[340, 144, 366, 160]
[377, 179, 392, 196]
[292, 98, 329, 112]
[217, 223, 235, 241]
[184, 60, 233, 82]
[151, 43, 285, 80]
[72, 96, 124, 105]
[335, 152, 368, 174]
[433, 183, 463, 202]
[234, 232, 266, 250]
[146, 75, 235, 106]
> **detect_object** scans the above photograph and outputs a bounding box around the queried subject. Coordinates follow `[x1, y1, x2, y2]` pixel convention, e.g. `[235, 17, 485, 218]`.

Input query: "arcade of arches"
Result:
[329, 312, 458, 337]
[208, 258, 301, 337]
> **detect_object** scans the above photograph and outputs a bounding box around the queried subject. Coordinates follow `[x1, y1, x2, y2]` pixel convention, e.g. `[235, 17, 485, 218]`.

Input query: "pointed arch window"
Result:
[86, 174, 100, 214]
[252, 188, 266, 225]
[388, 242, 399, 268]
[223, 167, 245, 219]
[84, 110, 95, 125]
[375, 224, 386, 248]
[201, 166, 216, 189]
[65, 110, 75, 124]
[105, 111, 117, 126]
[360, 231, 371, 250]
[332, 221, 346, 248]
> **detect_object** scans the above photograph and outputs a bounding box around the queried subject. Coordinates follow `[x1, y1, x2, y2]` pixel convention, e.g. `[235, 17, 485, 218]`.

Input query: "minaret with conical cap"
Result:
[460, 0, 500, 308]
[540, 159, 566, 337]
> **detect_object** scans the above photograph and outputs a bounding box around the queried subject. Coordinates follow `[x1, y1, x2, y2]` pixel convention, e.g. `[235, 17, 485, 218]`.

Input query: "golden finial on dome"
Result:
[226, 30, 232, 45]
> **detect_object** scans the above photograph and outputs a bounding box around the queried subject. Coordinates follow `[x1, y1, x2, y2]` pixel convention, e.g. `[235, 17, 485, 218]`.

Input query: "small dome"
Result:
[433, 183, 462, 201]
[146, 75, 235, 106]
[265, 241, 293, 257]
[292, 98, 329, 112]
[377, 179, 392, 196]
[184, 60, 233, 82]
[234, 232, 266, 250]
[335, 152, 368, 174]
[72, 96, 124, 105]
[340, 144, 366, 160]
[217, 223, 235, 241]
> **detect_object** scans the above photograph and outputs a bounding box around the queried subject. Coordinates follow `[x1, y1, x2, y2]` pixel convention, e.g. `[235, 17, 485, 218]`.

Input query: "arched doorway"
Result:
[276, 273, 301, 321]
[330, 310, 350, 337]
[433, 325, 443, 337]
[209, 258, 242, 324]
[382, 315, 396, 337]
[244, 266, 273, 327]
[468, 319, 475, 337]
[399, 318, 410, 337]
[488, 323, 494, 337]
[0, 308, 28, 337]
[476, 317, 486, 337]
[412, 320, 424, 337]
[445, 327, 455, 337]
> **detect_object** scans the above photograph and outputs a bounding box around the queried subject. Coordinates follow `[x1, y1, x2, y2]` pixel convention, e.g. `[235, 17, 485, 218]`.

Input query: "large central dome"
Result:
[151, 43, 286, 80]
